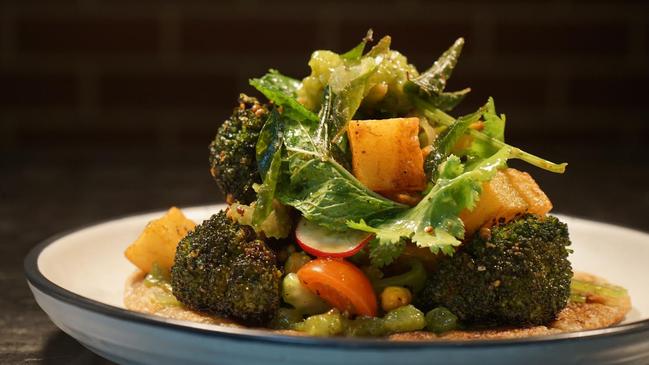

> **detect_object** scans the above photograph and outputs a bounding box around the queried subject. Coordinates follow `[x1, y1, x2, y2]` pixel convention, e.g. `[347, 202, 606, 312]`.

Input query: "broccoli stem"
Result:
[414, 98, 567, 174]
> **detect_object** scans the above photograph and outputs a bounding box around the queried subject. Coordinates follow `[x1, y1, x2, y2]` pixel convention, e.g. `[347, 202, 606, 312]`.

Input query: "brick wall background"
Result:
[1, 0, 649, 227]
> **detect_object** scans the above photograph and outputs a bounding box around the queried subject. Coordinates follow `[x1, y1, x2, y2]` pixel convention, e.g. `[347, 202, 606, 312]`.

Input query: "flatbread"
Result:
[391, 272, 631, 341]
[124, 271, 631, 340]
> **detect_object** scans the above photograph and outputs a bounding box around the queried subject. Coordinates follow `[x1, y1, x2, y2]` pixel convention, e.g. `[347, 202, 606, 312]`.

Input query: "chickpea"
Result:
[380, 286, 412, 312]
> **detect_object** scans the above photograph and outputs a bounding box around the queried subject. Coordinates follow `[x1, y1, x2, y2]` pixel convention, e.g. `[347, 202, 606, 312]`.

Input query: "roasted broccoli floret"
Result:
[171, 210, 282, 325]
[416, 214, 572, 326]
[209, 94, 268, 204]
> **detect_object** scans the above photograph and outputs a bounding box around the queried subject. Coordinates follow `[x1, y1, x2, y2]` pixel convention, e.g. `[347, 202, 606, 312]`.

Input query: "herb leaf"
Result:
[414, 96, 567, 173]
[429, 88, 471, 112]
[253, 110, 284, 225]
[279, 117, 406, 231]
[348, 147, 510, 263]
[341, 29, 373, 61]
[409, 37, 464, 96]
[250, 70, 318, 122]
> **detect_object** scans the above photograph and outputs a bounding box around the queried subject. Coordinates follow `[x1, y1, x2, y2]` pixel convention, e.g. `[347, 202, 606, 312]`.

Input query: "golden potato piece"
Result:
[124, 207, 195, 274]
[504, 169, 553, 216]
[460, 170, 527, 235]
[460, 168, 553, 236]
[348, 118, 426, 193]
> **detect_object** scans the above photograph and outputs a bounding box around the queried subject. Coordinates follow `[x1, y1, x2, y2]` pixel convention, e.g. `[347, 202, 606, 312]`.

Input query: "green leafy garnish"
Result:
[241, 34, 569, 266]
[348, 148, 510, 265]
[279, 116, 406, 231]
[409, 37, 464, 96]
[341, 29, 373, 61]
[405, 37, 470, 112]
[414, 97, 567, 173]
[252, 110, 284, 226]
[250, 70, 318, 122]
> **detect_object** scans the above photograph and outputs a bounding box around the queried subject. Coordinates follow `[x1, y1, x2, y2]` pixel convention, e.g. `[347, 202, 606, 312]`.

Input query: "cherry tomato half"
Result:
[297, 258, 378, 317]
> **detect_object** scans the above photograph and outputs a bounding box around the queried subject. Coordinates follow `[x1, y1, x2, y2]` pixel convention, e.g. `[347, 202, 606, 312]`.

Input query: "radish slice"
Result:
[295, 218, 373, 258]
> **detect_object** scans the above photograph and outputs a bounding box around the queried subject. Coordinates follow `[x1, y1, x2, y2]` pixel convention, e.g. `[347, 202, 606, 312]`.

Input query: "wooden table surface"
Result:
[2, 142, 648, 364]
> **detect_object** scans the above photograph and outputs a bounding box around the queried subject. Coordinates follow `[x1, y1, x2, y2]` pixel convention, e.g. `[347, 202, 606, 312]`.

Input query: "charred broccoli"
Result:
[171, 210, 282, 325]
[416, 214, 572, 326]
[209, 94, 268, 204]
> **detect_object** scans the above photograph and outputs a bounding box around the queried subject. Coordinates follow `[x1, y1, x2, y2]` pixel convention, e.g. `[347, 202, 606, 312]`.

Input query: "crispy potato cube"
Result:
[124, 207, 195, 273]
[504, 169, 553, 216]
[348, 118, 426, 193]
[460, 170, 527, 235]
[460, 168, 553, 235]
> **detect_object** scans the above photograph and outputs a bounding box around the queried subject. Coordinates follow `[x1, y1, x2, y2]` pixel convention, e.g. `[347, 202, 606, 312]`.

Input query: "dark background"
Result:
[1, 0, 648, 363]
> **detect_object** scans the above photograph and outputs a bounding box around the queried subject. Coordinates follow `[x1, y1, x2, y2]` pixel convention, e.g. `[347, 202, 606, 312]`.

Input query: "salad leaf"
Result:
[408, 37, 464, 96]
[463, 97, 506, 163]
[368, 238, 406, 268]
[348, 147, 510, 264]
[316, 56, 379, 150]
[413, 96, 567, 173]
[253, 110, 284, 226]
[279, 158, 405, 230]
[427, 88, 471, 112]
[272, 54, 406, 231]
[341, 29, 373, 61]
[279, 117, 406, 231]
[365, 35, 391, 58]
[250, 70, 318, 122]
[404, 38, 469, 112]
[256, 109, 284, 177]
[424, 107, 482, 181]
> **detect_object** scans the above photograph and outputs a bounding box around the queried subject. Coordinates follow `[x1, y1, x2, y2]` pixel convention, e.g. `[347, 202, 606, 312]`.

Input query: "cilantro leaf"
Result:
[348, 148, 510, 265]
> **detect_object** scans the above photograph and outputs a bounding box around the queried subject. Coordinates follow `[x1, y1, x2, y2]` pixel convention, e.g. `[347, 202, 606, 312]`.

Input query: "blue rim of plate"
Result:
[24, 209, 649, 350]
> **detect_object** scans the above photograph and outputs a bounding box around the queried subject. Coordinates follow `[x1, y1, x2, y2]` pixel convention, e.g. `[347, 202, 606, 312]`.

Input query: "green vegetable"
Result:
[425, 307, 458, 334]
[144, 262, 171, 289]
[144, 263, 181, 307]
[277, 103, 407, 231]
[570, 278, 628, 307]
[348, 147, 510, 265]
[227, 201, 292, 239]
[293, 306, 426, 337]
[404, 37, 470, 112]
[416, 215, 573, 326]
[243, 33, 569, 270]
[298, 34, 418, 116]
[282, 273, 331, 315]
[340, 29, 373, 61]
[268, 308, 304, 330]
[424, 108, 483, 181]
[414, 97, 567, 173]
[250, 70, 318, 123]
[372, 259, 427, 294]
[284, 252, 312, 274]
[293, 309, 345, 336]
[408, 37, 464, 96]
[252, 109, 284, 226]
[171, 211, 282, 325]
[383, 305, 426, 333]
[426, 88, 471, 112]
[344, 316, 386, 337]
[208, 94, 268, 204]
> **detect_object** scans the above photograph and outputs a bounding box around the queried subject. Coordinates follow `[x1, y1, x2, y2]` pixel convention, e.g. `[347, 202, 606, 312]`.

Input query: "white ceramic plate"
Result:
[25, 205, 649, 365]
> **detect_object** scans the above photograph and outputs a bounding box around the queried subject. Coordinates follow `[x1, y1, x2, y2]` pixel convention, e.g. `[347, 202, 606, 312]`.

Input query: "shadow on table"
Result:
[41, 330, 115, 365]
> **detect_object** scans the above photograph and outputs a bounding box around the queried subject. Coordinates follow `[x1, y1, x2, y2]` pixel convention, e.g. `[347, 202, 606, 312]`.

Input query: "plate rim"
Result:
[24, 205, 649, 350]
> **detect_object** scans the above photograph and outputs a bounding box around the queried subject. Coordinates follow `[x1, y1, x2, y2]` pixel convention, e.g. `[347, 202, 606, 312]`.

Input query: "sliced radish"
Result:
[295, 218, 373, 258]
